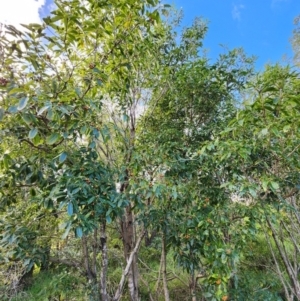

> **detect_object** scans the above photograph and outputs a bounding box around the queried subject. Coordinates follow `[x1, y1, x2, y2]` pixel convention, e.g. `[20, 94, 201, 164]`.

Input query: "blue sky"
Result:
[1, 0, 299, 70]
[170, 0, 300, 70]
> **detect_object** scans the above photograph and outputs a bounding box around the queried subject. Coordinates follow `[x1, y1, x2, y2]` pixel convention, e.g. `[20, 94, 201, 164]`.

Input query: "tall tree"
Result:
[207, 64, 300, 300]
[0, 0, 167, 299]
[135, 48, 254, 300]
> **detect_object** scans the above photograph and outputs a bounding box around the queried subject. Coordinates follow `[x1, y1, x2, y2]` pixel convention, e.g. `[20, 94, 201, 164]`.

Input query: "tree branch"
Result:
[113, 231, 145, 301]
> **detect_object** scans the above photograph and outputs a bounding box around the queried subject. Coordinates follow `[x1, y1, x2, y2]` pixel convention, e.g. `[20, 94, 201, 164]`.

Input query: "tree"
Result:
[0, 0, 168, 300]
[207, 64, 300, 300]
[135, 48, 254, 300]
[291, 15, 300, 66]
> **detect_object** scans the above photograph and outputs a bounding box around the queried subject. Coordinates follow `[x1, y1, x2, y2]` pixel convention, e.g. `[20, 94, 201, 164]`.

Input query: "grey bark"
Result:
[113, 231, 145, 301]
[100, 221, 109, 301]
[162, 232, 170, 301]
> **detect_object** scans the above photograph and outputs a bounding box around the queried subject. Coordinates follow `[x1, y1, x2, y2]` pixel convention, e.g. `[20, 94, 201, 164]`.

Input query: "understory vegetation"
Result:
[0, 1, 300, 300]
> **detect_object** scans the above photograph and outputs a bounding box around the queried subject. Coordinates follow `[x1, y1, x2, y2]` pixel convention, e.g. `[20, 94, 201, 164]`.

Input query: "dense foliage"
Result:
[0, 1, 299, 301]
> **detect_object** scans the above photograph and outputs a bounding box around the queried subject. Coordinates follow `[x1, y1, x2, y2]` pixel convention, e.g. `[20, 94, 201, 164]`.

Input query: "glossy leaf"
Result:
[59, 152, 67, 163]
[17, 97, 29, 111]
[67, 202, 74, 216]
[28, 128, 38, 139]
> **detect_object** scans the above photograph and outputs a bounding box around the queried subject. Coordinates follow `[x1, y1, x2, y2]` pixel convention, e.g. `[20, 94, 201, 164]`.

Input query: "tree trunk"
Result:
[40, 244, 51, 271]
[162, 232, 170, 301]
[119, 166, 140, 301]
[100, 221, 109, 301]
[266, 217, 300, 300]
[114, 231, 145, 301]
[120, 205, 139, 301]
[92, 228, 98, 278]
[82, 235, 98, 300]
[19, 265, 34, 289]
[264, 226, 292, 301]
[82, 235, 95, 281]
[190, 273, 197, 301]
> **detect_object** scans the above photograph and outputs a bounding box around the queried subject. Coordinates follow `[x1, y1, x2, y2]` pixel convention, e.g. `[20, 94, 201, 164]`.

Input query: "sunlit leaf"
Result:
[38, 105, 51, 115]
[46, 133, 60, 145]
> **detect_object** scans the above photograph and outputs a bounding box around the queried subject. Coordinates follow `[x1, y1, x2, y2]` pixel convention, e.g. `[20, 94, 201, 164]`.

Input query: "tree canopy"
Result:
[0, 1, 300, 301]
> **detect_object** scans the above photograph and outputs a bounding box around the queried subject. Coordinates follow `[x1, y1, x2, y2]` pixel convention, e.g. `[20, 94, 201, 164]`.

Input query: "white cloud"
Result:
[0, 0, 45, 29]
[232, 4, 245, 21]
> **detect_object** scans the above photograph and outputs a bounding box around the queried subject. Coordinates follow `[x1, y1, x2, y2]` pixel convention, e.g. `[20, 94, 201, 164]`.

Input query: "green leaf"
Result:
[262, 86, 277, 93]
[46, 133, 60, 145]
[249, 187, 257, 198]
[37, 105, 51, 115]
[59, 152, 67, 163]
[67, 202, 73, 216]
[262, 180, 268, 192]
[61, 222, 72, 239]
[17, 97, 28, 111]
[260, 128, 268, 136]
[106, 215, 112, 224]
[72, 187, 80, 195]
[28, 128, 38, 139]
[92, 67, 101, 74]
[270, 181, 279, 191]
[8, 106, 18, 114]
[87, 196, 95, 204]
[32, 134, 41, 146]
[22, 114, 32, 125]
[8, 87, 25, 95]
[75, 87, 81, 96]
[59, 105, 70, 115]
[76, 227, 83, 238]
[283, 125, 291, 133]
[0, 108, 4, 121]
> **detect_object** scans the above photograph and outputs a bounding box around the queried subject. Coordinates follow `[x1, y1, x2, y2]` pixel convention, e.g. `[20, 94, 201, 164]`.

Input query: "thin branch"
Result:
[20, 139, 49, 151]
[113, 231, 145, 301]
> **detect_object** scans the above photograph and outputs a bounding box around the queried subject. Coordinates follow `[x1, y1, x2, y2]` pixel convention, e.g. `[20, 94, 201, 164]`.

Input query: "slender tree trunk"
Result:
[19, 265, 34, 289]
[40, 244, 51, 271]
[100, 221, 109, 301]
[162, 232, 170, 301]
[120, 166, 140, 301]
[266, 217, 300, 300]
[82, 235, 95, 281]
[120, 205, 139, 301]
[263, 224, 292, 301]
[114, 231, 145, 301]
[92, 228, 98, 278]
[190, 273, 197, 301]
[155, 245, 163, 298]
